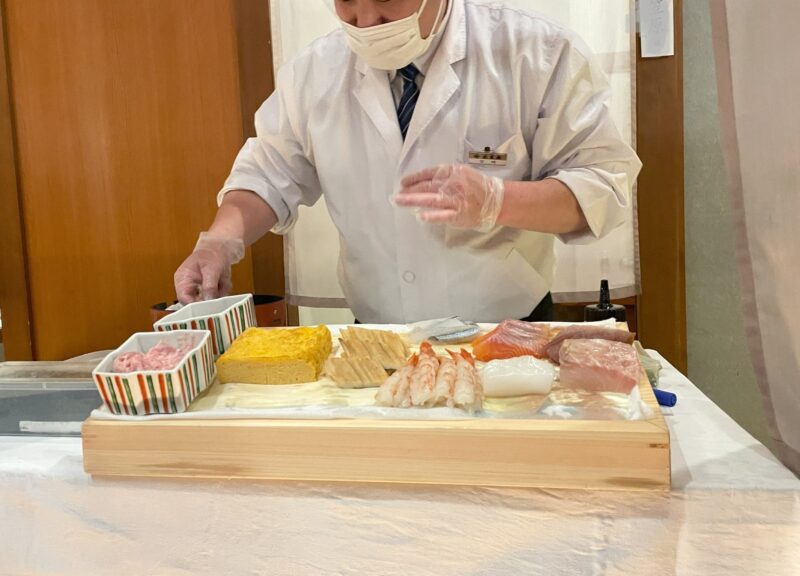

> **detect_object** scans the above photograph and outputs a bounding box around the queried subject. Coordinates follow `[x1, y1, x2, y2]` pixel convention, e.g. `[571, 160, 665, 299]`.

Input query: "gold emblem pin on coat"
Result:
[468, 146, 508, 166]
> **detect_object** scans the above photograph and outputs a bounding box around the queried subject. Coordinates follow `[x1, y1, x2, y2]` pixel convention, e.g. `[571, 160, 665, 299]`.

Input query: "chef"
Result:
[174, 0, 641, 323]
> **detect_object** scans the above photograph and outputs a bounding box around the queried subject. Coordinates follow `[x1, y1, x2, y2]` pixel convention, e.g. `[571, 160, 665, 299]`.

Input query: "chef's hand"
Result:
[393, 164, 505, 231]
[174, 232, 245, 304]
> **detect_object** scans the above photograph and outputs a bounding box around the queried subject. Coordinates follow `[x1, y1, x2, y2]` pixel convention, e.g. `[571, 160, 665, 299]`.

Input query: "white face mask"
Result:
[340, 0, 445, 71]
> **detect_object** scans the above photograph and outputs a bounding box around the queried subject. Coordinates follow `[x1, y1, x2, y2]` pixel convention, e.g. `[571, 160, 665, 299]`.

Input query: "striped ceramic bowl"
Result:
[92, 330, 215, 415]
[153, 294, 256, 358]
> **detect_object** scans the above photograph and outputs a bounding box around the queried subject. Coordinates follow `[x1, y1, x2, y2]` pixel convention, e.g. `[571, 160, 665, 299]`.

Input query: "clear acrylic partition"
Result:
[0, 355, 106, 436]
[270, 0, 638, 325]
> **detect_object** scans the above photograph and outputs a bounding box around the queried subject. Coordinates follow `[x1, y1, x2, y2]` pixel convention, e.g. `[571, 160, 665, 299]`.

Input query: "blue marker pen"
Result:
[654, 388, 677, 407]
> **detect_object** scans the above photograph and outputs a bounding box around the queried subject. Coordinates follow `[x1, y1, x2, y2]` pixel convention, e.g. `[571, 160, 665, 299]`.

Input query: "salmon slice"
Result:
[471, 320, 551, 362]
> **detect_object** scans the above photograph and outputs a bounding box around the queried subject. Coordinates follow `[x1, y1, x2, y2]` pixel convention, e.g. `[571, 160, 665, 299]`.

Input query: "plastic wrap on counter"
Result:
[91, 377, 652, 422]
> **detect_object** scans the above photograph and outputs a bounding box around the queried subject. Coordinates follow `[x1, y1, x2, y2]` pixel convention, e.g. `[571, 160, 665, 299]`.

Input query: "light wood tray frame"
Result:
[82, 374, 670, 490]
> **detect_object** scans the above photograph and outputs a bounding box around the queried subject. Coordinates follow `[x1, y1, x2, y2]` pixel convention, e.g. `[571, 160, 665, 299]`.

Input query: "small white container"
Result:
[92, 330, 214, 415]
[153, 294, 256, 358]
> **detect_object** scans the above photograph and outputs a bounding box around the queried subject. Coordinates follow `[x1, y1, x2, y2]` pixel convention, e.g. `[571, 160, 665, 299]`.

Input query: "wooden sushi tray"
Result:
[82, 325, 670, 491]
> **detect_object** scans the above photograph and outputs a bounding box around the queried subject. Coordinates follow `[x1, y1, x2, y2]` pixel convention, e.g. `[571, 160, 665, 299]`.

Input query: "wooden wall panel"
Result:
[232, 0, 285, 298]
[5, 0, 254, 359]
[0, 1, 33, 359]
[635, 0, 687, 371]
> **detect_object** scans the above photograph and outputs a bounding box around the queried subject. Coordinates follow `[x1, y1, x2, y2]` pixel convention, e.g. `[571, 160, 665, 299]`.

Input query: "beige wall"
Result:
[683, 0, 771, 447]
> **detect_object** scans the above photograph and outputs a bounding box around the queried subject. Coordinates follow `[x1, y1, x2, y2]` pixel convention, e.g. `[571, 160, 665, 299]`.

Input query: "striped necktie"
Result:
[396, 64, 420, 140]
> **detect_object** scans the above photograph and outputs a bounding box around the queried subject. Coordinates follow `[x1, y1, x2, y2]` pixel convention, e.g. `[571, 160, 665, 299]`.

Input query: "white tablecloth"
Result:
[1, 353, 798, 576]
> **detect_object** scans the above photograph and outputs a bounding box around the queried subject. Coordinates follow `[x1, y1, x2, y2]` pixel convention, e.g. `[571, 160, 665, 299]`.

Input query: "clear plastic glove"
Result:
[174, 232, 245, 304]
[393, 164, 505, 231]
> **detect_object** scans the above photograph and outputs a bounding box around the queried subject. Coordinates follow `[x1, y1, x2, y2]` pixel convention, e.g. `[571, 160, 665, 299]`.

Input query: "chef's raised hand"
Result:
[174, 232, 245, 304]
[393, 164, 505, 231]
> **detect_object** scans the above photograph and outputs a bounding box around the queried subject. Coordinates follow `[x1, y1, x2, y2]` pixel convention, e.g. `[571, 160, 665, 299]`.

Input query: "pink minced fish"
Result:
[558, 339, 641, 394]
[545, 325, 635, 363]
[113, 341, 193, 373]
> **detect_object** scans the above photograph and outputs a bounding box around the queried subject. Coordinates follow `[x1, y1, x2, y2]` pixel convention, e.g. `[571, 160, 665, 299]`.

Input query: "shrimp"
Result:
[408, 341, 439, 406]
[461, 349, 484, 406]
[377, 346, 482, 412]
[449, 348, 483, 412]
[432, 355, 456, 407]
[375, 354, 417, 407]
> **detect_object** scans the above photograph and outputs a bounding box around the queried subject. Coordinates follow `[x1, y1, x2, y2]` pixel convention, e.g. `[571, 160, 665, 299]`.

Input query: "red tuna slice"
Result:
[559, 339, 641, 394]
[545, 325, 636, 363]
[472, 320, 551, 362]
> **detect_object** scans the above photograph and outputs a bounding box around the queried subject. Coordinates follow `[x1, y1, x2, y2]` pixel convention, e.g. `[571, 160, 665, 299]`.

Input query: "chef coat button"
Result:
[402, 271, 416, 283]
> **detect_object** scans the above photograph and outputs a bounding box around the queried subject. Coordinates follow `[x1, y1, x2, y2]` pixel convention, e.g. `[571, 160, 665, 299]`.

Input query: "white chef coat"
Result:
[219, 0, 642, 323]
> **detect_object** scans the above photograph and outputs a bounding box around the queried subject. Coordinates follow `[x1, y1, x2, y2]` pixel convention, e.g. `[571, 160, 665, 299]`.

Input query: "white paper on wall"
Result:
[639, 0, 675, 58]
